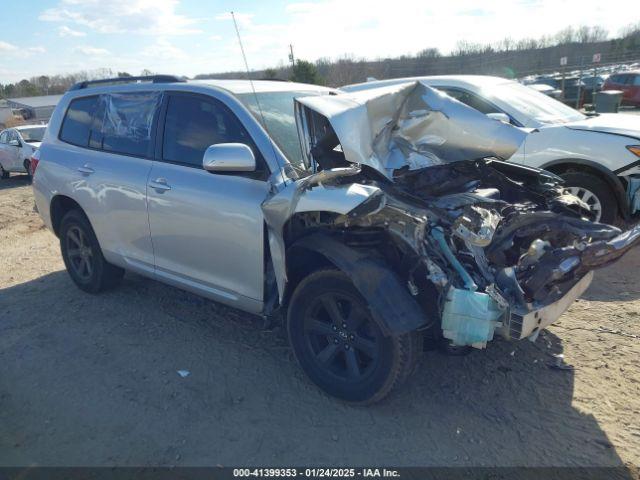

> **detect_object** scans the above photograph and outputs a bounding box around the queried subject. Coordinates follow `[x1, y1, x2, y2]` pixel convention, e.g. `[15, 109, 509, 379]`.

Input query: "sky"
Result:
[0, 0, 637, 83]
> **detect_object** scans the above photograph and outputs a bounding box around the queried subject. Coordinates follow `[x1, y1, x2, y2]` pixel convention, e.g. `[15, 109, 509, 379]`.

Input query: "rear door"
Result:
[147, 92, 270, 311]
[57, 93, 158, 271]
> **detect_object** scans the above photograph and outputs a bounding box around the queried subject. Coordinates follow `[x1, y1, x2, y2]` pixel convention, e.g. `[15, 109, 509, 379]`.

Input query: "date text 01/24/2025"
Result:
[232, 468, 400, 478]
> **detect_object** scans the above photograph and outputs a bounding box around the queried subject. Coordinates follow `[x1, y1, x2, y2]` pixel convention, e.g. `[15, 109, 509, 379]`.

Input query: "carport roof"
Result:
[7, 95, 63, 108]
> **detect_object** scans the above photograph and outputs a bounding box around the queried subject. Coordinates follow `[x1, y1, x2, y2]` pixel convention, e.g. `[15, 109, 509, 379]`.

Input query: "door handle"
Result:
[77, 164, 95, 175]
[149, 178, 171, 192]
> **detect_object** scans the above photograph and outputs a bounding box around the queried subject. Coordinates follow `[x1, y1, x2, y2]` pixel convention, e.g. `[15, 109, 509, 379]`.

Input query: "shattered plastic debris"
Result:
[549, 354, 575, 371]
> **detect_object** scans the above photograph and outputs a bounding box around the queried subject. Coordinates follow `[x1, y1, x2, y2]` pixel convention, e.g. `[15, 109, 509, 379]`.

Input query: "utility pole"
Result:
[288, 44, 295, 67]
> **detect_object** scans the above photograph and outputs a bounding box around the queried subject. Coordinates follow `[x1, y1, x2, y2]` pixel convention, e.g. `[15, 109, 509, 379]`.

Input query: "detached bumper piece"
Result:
[501, 271, 593, 341]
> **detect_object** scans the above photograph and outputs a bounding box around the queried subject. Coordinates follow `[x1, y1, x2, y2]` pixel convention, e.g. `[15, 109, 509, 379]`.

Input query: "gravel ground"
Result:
[0, 175, 639, 468]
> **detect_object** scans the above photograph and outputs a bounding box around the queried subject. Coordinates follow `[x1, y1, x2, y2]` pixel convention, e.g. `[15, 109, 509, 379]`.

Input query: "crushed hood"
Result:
[295, 81, 527, 177]
[564, 113, 640, 141]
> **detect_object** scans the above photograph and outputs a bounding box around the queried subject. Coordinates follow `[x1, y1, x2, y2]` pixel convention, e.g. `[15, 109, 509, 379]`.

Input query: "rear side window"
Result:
[162, 94, 262, 168]
[60, 96, 99, 147]
[92, 92, 161, 157]
[634, 76, 640, 86]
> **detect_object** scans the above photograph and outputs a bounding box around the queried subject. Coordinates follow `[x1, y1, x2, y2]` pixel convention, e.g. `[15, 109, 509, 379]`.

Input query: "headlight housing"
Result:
[627, 145, 640, 157]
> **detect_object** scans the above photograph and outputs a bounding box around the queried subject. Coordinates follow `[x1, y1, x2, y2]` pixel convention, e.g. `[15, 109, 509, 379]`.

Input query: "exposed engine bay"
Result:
[262, 80, 640, 348]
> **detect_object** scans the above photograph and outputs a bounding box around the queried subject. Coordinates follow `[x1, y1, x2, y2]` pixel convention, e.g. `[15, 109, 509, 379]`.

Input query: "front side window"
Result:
[485, 81, 585, 125]
[438, 88, 502, 116]
[162, 94, 260, 168]
[237, 90, 327, 169]
[59, 96, 99, 147]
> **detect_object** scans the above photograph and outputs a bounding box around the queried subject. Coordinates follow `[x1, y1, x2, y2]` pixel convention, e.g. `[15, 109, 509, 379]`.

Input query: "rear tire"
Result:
[0, 166, 9, 179]
[23, 159, 32, 181]
[287, 268, 420, 404]
[560, 171, 618, 224]
[59, 209, 124, 293]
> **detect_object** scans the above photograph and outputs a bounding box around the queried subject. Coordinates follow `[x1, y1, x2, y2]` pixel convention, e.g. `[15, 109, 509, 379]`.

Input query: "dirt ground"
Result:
[0, 175, 639, 468]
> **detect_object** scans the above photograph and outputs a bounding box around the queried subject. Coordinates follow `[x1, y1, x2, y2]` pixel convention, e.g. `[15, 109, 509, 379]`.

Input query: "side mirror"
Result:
[8, 139, 21, 147]
[486, 112, 511, 124]
[203, 143, 256, 172]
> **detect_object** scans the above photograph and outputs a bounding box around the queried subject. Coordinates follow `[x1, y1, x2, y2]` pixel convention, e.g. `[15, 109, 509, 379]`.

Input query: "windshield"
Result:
[237, 90, 326, 169]
[487, 82, 586, 125]
[19, 127, 46, 142]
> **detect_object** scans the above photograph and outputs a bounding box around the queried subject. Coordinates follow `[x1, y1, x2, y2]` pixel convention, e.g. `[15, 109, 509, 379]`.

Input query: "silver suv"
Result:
[33, 76, 640, 403]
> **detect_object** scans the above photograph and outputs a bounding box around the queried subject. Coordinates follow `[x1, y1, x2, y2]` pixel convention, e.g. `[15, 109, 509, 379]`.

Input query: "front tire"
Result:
[59, 210, 124, 293]
[561, 171, 618, 224]
[287, 269, 420, 404]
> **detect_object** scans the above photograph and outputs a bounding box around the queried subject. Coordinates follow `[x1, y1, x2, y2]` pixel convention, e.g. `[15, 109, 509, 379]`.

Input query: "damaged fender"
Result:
[261, 166, 380, 300]
[288, 233, 428, 335]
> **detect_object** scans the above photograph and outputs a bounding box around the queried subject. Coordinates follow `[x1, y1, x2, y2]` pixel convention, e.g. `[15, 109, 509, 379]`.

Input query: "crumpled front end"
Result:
[264, 81, 640, 349]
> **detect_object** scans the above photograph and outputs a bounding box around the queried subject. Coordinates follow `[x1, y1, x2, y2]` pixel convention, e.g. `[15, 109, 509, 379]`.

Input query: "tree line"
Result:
[2, 23, 640, 98]
[0, 69, 153, 99]
[200, 23, 640, 86]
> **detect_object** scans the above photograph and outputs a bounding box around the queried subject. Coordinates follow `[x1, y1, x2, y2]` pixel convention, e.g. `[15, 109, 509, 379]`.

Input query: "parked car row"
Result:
[29, 75, 640, 403]
[522, 67, 640, 109]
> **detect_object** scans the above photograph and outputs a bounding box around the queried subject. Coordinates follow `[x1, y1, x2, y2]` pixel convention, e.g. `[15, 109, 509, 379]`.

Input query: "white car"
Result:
[0, 124, 47, 179]
[343, 76, 640, 224]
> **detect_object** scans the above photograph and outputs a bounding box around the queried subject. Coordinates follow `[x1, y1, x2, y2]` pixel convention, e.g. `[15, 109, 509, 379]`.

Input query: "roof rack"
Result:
[69, 75, 186, 91]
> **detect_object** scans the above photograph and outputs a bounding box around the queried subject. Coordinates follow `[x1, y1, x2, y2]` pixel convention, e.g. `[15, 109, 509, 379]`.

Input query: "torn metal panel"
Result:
[295, 81, 527, 177]
[261, 165, 377, 299]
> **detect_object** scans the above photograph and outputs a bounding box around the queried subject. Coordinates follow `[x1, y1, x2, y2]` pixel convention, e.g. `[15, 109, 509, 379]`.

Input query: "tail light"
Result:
[30, 149, 40, 176]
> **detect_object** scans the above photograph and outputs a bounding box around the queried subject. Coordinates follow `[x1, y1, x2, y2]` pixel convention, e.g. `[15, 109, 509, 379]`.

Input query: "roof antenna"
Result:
[230, 11, 286, 184]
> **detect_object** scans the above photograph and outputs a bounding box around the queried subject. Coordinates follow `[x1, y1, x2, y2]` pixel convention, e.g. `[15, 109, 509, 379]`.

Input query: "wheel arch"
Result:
[541, 158, 630, 219]
[50, 195, 86, 237]
[284, 232, 428, 336]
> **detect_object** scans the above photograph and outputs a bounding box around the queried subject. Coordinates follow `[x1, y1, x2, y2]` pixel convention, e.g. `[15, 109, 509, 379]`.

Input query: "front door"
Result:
[147, 92, 270, 311]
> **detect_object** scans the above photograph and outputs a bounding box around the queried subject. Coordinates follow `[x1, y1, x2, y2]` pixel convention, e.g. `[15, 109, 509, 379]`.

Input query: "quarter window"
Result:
[0, 131, 6, 144]
[59, 96, 99, 147]
[162, 94, 261, 168]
